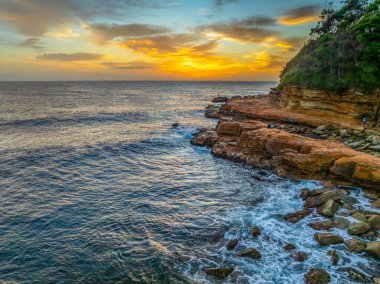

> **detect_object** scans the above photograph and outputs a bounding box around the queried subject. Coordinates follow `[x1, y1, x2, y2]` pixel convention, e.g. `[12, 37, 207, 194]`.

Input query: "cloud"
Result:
[101, 61, 155, 69]
[90, 23, 170, 43]
[215, 0, 239, 7]
[19, 37, 45, 49]
[37, 53, 104, 61]
[238, 16, 277, 26]
[278, 5, 321, 25]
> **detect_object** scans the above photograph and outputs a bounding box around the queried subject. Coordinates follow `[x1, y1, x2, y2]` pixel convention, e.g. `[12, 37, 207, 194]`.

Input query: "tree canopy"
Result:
[279, 0, 380, 93]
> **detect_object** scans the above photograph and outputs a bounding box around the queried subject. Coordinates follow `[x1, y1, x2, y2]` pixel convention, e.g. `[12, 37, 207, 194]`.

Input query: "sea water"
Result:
[0, 81, 378, 283]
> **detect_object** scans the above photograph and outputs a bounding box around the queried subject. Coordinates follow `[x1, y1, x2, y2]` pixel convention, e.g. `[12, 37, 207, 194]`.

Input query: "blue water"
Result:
[0, 81, 378, 283]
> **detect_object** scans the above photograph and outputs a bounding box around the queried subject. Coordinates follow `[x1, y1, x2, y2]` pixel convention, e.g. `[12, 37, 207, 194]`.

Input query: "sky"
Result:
[0, 0, 333, 81]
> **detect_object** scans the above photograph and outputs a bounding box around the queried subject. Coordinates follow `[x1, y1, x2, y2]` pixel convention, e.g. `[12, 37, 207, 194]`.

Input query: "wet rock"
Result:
[251, 227, 261, 237]
[317, 199, 339, 218]
[304, 190, 343, 208]
[344, 239, 366, 253]
[307, 188, 330, 197]
[347, 268, 368, 283]
[364, 189, 379, 200]
[314, 233, 343, 246]
[368, 215, 380, 229]
[171, 122, 180, 128]
[237, 248, 262, 259]
[226, 239, 238, 251]
[300, 188, 310, 200]
[205, 267, 234, 278]
[284, 243, 296, 251]
[364, 241, 380, 258]
[333, 217, 350, 229]
[212, 96, 228, 103]
[374, 276, 380, 284]
[308, 220, 335, 230]
[361, 229, 376, 239]
[371, 199, 380, 208]
[327, 250, 339, 266]
[291, 251, 308, 262]
[351, 211, 367, 222]
[191, 129, 219, 148]
[304, 268, 331, 284]
[347, 222, 371, 235]
[283, 209, 311, 223]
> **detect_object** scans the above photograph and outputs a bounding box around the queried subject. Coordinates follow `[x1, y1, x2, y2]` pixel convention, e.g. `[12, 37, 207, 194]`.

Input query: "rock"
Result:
[237, 248, 261, 259]
[304, 190, 343, 208]
[347, 222, 371, 235]
[304, 268, 331, 284]
[226, 239, 238, 251]
[300, 188, 310, 200]
[351, 211, 367, 222]
[327, 250, 339, 265]
[314, 233, 343, 246]
[333, 217, 350, 229]
[171, 122, 180, 128]
[291, 251, 308, 262]
[308, 220, 335, 230]
[284, 243, 296, 250]
[368, 215, 380, 229]
[344, 239, 366, 252]
[364, 189, 379, 200]
[339, 129, 349, 137]
[191, 129, 219, 148]
[371, 199, 380, 208]
[317, 199, 339, 217]
[212, 96, 228, 103]
[283, 209, 311, 223]
[251, 227, 261, 237]
[364, 241, 380, 258]
[307, 188, 330, 197]
[205, 267, 234, 278]
[374, 276, 380, 284]
[361, 229, 376, 239]
[347, 268, 368, 283]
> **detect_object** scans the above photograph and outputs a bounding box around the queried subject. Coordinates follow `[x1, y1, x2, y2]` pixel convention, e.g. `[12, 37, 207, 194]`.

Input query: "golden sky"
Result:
[0, 0, 326, 81]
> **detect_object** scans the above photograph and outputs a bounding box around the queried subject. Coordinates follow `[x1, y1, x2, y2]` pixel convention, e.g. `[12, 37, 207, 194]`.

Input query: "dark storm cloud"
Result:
[19, 37, 45, 50]
[37, 53, 104, 61]
[281, 5, 321, 22]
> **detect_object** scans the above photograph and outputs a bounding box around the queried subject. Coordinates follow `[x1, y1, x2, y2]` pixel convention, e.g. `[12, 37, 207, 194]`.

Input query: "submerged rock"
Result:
[205, 267, 234, 278]
[317, 199, 339, 217]
[344, 239, 366, 253]
[308, 220, 335, 230]
[284, 243, 296, 251]
[304, 268, 331, 284]
[291, 251, 308, 262]
[327, 250, 339, 266]
[364, 241, 380, 258]
[347, 222, 371, 235]
[226, 239, 238, 251]
[237, 248, 262, 259]
[283, 209, 311, 223]
[251, 226, 261, 237]
[314, 233, 343, 246]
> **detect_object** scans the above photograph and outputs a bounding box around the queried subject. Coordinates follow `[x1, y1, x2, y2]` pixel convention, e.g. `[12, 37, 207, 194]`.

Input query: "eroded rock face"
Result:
[304, 268, 331, 284]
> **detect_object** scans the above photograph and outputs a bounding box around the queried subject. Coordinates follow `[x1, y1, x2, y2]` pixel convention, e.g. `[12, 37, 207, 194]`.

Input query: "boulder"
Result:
[333, 217, 350, 229]
[283, 209, 311, 223]
[237, 248, 261, 259]
[351, 211, 367, 222]
[304, 190, 343, 208]
[314, 233, 343, 246]
[205, 267, 234, 278]
[307, 188, 330, 197]
[371, 199, 380, 208]
[226, 239, 238, 251]
[317, 199, 339, 217]
[327, 250, 339, 266]
[304, 268, 331, 284]
[344, 239, 366, 253]
[284, 243, 296, 251]
[367, 215, 380, 229]
[364, 241, 380, 258]
[347, 268, 369, 283]
[308, 220, 335, 230]
[291, 251, 308, 262]
[347, 222, 371, 235]
[251, 227, 261, 237]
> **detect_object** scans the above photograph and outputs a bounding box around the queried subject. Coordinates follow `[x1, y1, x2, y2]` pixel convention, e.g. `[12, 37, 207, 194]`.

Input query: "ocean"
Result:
[0, 81, 377, 283]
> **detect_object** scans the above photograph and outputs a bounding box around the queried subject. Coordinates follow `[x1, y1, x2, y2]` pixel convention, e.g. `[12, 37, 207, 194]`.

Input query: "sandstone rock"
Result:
[314, 233, 343, 246]
[327, 250, 339, 266]
[308, 220, 335, 230]
[284, 243, 296, 251]
[237, 248, 261, 259]
[364, 241, 380, 258]
[333, 217, 350, 229]
[291, 251, 308, 262]
[368, 215, 380, 229]
[344, 239, 366, 252]
[205, 267, 234, 278]
[347, 222, 371, 235]
[191, 129, 218, 147]
[317, 199, 339, 217]
[304, 268, 331, 284]
[283, 209, 311, 223]
[226, 239, 238, 251]
[351, 211, 367, 222]
[304, 190, 343, 208]
[251, 227, 261, 237]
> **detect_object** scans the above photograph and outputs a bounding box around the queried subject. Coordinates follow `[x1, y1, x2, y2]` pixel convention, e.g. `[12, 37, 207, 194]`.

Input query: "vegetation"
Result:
[279, 0, 380, 93]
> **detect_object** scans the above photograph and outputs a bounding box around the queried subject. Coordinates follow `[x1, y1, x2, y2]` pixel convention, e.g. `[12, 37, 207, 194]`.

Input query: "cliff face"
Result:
[271, 86, 380, 127]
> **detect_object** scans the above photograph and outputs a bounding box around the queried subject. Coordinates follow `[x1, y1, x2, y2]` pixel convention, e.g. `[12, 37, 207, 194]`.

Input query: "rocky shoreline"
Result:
[192, 90, 380, 283]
